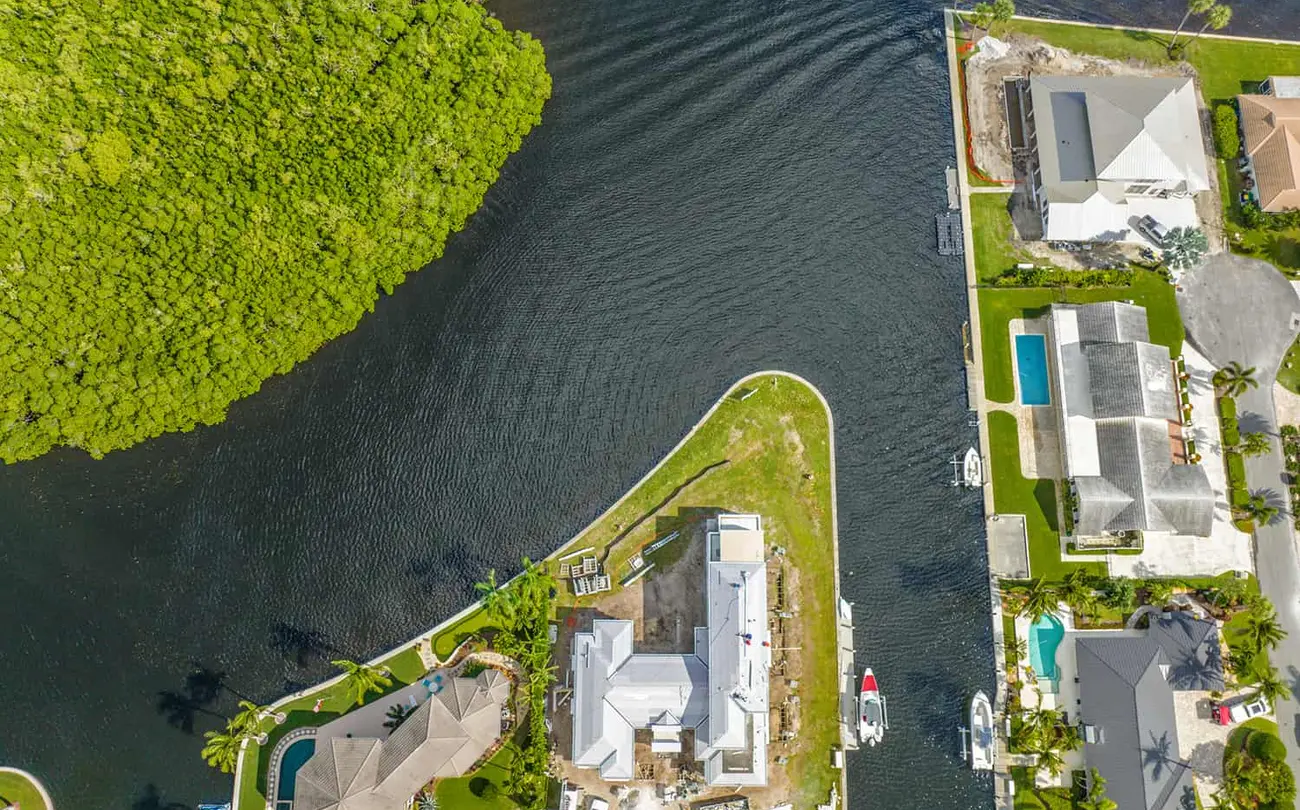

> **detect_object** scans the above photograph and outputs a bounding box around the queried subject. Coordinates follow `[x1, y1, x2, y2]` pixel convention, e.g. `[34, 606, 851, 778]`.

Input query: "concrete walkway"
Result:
[1178, 252, 1300, 780]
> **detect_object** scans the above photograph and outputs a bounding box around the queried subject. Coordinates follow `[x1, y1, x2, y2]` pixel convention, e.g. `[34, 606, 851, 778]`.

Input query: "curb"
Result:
[0, 767, 54, 810]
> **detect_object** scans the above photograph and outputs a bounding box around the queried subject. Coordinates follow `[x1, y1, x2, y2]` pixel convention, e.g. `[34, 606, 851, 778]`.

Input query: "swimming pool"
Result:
[277, 738, 316, 801]
[1028, 613, 1064, 682]
[1015, 333, 1051, 406]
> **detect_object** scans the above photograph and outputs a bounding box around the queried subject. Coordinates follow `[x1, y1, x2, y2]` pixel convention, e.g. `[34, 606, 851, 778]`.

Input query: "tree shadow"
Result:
[132, 784, 188, 810]
[1238, 410, 1272, 436]
[270, 621, 338, 668]
[187, 660, 254, 704]
[1034, 480, 1060, 531]
[1270, 235, 1300, 272]
[1250, 489, 1286, 525]
[1123, 28, 1167, 47]
[155, 689, 225, 735]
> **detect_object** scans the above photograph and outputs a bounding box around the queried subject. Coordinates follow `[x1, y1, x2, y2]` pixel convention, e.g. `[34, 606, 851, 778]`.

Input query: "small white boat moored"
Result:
[964, 446, 983, 488]
[968, 690, 995, 771]
[858, 668, 888, 746]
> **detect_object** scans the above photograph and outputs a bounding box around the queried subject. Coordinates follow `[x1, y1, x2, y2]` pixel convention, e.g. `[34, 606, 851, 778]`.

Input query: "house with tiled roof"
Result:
[1237, 88, 1300, 213]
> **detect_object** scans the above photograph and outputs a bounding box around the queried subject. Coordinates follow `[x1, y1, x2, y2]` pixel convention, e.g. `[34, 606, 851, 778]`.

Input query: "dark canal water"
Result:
[2, 1, 1297, 808]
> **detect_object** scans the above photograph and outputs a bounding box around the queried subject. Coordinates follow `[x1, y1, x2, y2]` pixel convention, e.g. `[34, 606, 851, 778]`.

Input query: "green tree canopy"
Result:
[0, 0, 551, 462]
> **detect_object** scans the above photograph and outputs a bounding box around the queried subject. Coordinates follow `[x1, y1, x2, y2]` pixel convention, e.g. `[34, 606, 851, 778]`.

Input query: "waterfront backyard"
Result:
[545, 372, 842, 810]
[230, 372, 843, 810]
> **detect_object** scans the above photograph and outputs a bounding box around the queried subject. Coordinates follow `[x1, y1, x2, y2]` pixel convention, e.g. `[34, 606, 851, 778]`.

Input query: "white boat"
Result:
[964, 446, 983, 488]
[858, 668, 888, 746]
[968, 690, 995, 771]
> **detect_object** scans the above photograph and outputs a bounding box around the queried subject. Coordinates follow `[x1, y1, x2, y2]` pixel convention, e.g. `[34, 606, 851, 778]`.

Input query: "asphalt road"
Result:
[1180, 255, 1300, 776]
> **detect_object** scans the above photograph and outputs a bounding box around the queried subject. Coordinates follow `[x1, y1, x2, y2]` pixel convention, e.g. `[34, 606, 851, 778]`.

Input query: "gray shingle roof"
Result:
[1077, 637, 1195, 810]
[1085, 342, 1178, 420]
[1056, 302, 1215, 538]
[1149, 612, 1224, 691]
[1075, 301, 1151, 347]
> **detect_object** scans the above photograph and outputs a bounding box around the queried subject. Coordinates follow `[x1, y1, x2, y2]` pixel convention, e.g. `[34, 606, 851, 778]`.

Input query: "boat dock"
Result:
[936, 211, 964, 256]
[837, 598, 859, 752]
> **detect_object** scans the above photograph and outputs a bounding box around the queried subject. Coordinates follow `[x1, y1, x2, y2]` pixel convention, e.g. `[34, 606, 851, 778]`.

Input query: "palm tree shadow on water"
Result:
[133, 784, 188, 810]
[269, 620, 339, 668]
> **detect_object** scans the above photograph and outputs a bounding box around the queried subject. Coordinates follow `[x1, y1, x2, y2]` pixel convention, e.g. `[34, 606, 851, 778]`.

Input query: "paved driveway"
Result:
[1178, 253, 1300, 373]
[1178, 253, 1300, 781]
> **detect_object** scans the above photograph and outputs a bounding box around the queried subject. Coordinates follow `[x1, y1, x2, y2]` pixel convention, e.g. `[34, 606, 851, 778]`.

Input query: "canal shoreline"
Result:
[231, 370, 848, 809]
[942, 8, 1300, 807]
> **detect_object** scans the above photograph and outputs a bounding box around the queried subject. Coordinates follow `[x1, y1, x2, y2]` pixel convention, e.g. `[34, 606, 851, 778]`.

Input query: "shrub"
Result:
[1249, 730, 1289, 763]
[1233, 486, 1250, 508]
[993, 267, 1133, 288]
[470, 778, 497, 799]
[1225, 421, 1242, 447]
[1214, 104, 1241, 158]
[1227, 452, 1246, 482]
[1221, 397, 1238, 419]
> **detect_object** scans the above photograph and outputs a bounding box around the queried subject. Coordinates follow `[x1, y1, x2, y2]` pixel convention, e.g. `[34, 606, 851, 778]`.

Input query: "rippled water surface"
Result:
[2, 1, 1297, 807]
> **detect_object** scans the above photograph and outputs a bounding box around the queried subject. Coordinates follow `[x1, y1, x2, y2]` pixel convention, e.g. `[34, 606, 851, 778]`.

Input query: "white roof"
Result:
[569, 514, 770, 787]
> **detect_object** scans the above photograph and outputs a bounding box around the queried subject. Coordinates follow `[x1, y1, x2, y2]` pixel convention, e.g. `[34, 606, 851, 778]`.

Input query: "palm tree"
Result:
[1006, 635, 1027, 665]
[229, 700, 281, 737]
[1161, 226, 1208, 270]
[1058, 568, 1097, 616]
[1254, 665, 1293, 705]
[1210, 577, 1248, 608]
[415, 791, 438, 810]
[200, 729, 245, 774]
[1215, 361, 1259, 397]
[1245, 600, 1286, 653]
[1241, 432, 1272, 458]
[332, 659, 394, 707]
[971, 0, 1014, 33]
[1034, 743, 1065, 778]
[1078, 767, 1119, 810]
[384, 702, 416, 730]
[1019, 578, 1058, 621]
[1168, 0, 1216, 54]
[1193, 4, 1232, 40]
[1242, 493, 1279, 528]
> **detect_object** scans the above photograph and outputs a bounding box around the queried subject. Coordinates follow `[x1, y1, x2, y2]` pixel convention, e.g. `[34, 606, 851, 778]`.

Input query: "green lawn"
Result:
[998, 19, 1300, 103]
[552, 374, 840, 810]
[0, 772, 49, 810]
[978, 270, 1183, 404]
[971, 193, 1032, 284]
[436, 739, 520, 810]
[431, 609, 499, 660]
[1281, 335, 1300, 395]
[1224, 608, 1270, 685]
[988, 411, 1103, 581]
[1011, 766, 1077, 810]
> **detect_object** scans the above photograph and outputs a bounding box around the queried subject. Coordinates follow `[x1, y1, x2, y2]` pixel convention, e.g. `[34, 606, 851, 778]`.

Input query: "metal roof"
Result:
[1149, 612, 1224, 692]
[569, 514, 770, 787]
[1077, 637, 1195, 810]
[1028, 75, 1210, 241]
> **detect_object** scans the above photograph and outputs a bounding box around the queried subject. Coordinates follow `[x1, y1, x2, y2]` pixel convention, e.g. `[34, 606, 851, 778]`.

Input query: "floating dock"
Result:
[936, 211, 964, 256]
[837, 598, 859, 752]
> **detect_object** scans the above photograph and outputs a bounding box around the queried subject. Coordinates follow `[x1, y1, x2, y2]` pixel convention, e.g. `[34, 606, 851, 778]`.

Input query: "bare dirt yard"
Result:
[962, 32, 1224, 253]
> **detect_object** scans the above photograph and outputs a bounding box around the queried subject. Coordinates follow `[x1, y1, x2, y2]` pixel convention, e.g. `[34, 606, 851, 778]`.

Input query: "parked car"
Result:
[1135, 215, 1170, 246]
[1213, 694, 1271, 725]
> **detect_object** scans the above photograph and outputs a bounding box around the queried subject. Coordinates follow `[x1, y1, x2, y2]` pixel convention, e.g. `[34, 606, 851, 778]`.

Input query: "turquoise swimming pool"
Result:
[1028, 613, 1064, 682]
[277, 738, 316, 801]
[1015, 334, 1051, 406]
